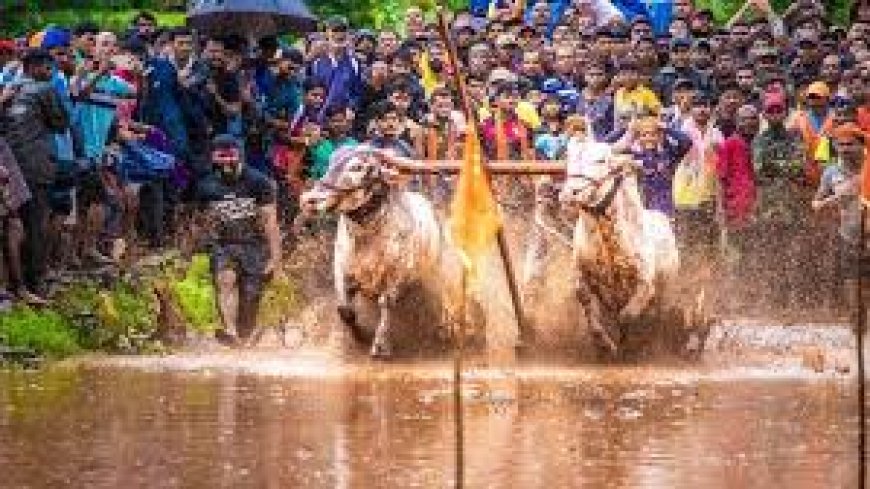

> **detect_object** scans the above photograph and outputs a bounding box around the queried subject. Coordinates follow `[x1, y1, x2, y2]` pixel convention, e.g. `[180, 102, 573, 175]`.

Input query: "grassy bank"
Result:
[0, 254, 301, 363]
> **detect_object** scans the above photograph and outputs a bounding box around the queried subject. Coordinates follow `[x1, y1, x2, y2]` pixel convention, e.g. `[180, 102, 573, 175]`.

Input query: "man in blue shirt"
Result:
[138, 30, 191, 162]
[265, 49, 303, 139]
[71, 56, 136, 162]
[308, 16, 363, 117]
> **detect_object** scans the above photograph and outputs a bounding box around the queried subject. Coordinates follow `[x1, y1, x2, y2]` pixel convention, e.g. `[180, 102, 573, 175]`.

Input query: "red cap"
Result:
[0, 39, 16, 53]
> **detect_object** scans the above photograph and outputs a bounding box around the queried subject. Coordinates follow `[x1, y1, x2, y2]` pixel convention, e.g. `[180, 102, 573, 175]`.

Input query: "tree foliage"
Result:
[0, 0, 858, 35]
[310, 0, 468, 30]
[695, 0, 853, 25]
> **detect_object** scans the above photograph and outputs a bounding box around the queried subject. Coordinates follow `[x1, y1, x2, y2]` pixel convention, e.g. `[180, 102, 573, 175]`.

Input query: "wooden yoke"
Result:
[390, 159, 567, 176]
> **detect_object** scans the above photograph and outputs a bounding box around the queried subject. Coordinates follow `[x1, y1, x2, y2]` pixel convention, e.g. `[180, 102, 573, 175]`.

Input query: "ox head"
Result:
[559, 142, 637, 218]
[534, 176, 565, 214]
[300, 145, 394, 215]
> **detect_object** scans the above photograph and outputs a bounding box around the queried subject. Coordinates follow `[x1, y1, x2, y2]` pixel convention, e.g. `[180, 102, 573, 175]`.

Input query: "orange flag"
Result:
[862, 153, 870, 207]
[449, 123, 502, 274]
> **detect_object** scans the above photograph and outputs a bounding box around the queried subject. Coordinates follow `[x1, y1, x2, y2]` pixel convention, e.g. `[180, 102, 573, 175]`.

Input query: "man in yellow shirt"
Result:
[614, 60, 662, 130]
[478, 69, 541, 130]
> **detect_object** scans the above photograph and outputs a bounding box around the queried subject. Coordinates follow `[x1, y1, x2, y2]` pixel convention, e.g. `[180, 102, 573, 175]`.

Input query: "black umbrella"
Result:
[187, 0, 318, 38]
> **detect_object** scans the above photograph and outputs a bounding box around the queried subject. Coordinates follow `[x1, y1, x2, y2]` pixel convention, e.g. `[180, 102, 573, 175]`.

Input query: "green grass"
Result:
[0, 307, 80, 359]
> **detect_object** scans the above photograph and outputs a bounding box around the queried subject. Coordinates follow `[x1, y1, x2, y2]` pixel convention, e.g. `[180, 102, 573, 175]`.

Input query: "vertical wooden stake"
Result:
[859, 205, 867, 489]
[453, 268, 466, 489]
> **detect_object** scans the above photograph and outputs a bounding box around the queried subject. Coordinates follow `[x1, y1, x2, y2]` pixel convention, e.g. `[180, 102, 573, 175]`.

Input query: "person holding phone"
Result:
[70, 32, 138, 265]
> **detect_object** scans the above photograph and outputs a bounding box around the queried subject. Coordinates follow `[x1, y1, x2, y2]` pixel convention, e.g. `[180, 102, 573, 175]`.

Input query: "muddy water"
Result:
[0, 356, 862, 489]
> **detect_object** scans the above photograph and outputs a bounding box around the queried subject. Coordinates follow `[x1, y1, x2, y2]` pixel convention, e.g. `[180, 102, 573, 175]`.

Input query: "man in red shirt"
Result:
[716, 105, 760, 266]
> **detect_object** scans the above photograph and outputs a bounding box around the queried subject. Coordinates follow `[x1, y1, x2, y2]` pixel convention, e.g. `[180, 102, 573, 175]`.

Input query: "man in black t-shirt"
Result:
[197, 135, 281, 346]
[199, 37, 242, 138]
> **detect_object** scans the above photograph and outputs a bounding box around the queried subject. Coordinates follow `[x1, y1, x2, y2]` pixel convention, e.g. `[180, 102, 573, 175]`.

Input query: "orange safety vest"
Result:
[857, 106, 870, 134]
[790, 110, 834, 186]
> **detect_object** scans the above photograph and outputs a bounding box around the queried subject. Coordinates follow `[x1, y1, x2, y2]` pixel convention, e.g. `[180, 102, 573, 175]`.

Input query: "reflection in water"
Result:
[0, 365, 860, 488]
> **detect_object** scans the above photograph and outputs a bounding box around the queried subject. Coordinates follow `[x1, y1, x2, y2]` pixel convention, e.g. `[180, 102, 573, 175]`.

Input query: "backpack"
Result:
[118, 141, 176, 183]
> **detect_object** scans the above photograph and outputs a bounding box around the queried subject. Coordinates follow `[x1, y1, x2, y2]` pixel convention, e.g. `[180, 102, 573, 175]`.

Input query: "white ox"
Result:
[299, 145, 454, 358]
[558, 141, 692, 357]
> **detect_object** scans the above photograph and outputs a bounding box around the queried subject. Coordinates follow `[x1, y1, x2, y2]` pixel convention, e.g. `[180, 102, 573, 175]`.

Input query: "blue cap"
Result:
[40, 28, 71, 50]
[671, 37, 692, 49]
[542, 78, 565, 94]
[631, 15, 651, 26]
[558, 89, 580, 111]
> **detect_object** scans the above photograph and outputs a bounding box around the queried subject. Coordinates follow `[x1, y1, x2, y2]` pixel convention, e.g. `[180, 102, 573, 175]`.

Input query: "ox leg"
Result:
[619, 281, 655, 323]
[576, 275, 618, 356]
[336, 276, 368, 344]
[371, 288, 399, 359]
[682, 291, 713, 359]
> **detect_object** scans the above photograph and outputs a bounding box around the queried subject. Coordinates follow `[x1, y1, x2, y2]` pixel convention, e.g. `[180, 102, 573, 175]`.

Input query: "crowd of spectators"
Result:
[0, 0, 869, 311]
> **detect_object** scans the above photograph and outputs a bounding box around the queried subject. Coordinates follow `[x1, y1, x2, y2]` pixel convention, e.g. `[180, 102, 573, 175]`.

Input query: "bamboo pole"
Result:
[435, 6, 532, 347]
[453, 268, 467, 489]
[435, 10, 469, 489]
[859, 205, 867, 489]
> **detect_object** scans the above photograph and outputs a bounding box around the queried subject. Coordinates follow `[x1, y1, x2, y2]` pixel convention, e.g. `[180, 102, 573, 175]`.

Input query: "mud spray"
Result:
[280, 186, 854, 372]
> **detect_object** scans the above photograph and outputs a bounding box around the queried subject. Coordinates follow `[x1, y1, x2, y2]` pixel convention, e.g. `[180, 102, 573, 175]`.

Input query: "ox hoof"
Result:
[591, 333, 619, 359]
[589, 321, 620, 358]
[370, 340, 393, 359]
[617, 307, 642, 324]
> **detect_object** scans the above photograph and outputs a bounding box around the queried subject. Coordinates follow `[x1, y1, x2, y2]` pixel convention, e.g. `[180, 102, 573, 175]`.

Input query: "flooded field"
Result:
[0, 322, 865, 489]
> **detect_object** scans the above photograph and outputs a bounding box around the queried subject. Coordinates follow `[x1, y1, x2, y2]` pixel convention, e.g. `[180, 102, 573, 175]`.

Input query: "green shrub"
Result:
[52, 280, 158, 352]
[170, 254, 219, 333]
[0, 307, 80, 359]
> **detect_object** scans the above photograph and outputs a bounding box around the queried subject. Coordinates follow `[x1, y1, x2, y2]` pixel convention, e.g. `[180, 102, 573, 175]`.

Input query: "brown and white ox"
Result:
[521, 139, 599, 292]
[299, 146, 460, 358]
[558, 142, 707, 358]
